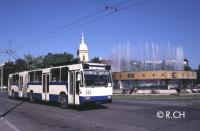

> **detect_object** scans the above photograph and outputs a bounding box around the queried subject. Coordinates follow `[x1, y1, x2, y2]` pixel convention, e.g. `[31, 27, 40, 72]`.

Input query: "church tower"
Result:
[77, 33, 89, 62]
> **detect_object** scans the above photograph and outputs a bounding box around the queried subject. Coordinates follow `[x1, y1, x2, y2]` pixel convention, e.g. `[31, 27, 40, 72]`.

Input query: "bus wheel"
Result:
[11, 90, 16, 99]
[108, 99, 112, 103]
[60, 93, 68, 108]
[29, 92, 35, 103]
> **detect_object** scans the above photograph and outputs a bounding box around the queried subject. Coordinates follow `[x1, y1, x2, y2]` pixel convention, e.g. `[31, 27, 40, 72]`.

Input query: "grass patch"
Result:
[113, 94, 200, 100]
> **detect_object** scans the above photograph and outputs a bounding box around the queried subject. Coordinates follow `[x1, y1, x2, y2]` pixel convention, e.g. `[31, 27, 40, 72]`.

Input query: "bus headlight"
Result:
[108, 96, 112, 99]
[85, 96, 90, 100]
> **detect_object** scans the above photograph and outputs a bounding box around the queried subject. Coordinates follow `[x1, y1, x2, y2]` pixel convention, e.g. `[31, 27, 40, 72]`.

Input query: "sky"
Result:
[0, 0, 200, 68]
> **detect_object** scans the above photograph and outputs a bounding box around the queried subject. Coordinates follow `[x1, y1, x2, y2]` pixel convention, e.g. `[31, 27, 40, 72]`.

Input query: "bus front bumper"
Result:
[79, 96, 112, 104]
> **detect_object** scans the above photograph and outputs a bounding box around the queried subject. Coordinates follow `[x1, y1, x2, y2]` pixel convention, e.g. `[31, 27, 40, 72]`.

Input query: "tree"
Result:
[184, 58, 192, 71]
[3, 62, 16, 86]
[24, 54, 44, 69]
[184, 58, 189, 66]
[42, 52, 74, 67]
[15, 58, 30, 71]
[184, 66, 192, 71]
[197, 65, 200, 84]
[90, 57, 100, 63]
[24, 54, 34, 65]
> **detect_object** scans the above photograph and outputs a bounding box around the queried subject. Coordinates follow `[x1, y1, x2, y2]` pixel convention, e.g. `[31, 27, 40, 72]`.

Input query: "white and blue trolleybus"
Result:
[8, 63, 113, 108]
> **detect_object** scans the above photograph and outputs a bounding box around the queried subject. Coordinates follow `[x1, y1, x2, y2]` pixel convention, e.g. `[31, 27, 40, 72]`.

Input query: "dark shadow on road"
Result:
[70, 104, 108, 111]
[21, 99, 109, 111]
[0, 101, 24, 118]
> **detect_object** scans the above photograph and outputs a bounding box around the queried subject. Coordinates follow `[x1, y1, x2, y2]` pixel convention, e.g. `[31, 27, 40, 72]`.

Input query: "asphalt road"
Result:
[0, 92, 200, 131]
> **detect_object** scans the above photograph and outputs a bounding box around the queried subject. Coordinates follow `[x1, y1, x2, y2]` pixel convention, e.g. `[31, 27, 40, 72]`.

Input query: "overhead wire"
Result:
[130, 8, 200, 22]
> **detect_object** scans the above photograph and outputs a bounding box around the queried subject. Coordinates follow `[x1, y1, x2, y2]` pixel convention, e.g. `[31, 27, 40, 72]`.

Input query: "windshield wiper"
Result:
[101, 83, 108, 88]
[89, 80, 99, 88]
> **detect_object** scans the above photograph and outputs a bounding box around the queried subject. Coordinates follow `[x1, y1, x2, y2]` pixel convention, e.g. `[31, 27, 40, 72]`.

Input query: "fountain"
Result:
[111, 42, 184, 72]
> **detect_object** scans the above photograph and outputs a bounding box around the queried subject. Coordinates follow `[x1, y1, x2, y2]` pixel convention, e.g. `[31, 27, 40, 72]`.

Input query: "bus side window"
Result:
[80, 71, 83, 87]
[16, 74, 19, 84]
[35, 71, 42, 82]
[76, 72, 80, 94]
[61, 67, 68, 83]
[29, 72, 34, 83]
[12, 75, 15, 85]
[51, 68, 60, 82]
[12, 74, 19, 85]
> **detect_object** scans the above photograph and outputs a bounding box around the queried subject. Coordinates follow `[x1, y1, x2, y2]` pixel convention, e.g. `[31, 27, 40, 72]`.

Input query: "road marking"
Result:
[90, 117, 149, 131]
[1, 117, 21, 131]
[118, 123, 149, 131]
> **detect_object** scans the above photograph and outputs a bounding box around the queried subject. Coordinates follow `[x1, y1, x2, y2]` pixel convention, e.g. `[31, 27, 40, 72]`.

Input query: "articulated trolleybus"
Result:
[8, 63, 113, 108]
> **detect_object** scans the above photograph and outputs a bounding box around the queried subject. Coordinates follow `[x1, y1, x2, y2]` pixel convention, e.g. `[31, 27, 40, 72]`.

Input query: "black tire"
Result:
[59, 93, 68, 108]
[29, 92, 35, 103]
[11, 90, 16, 99]
[8, 95, 12, 99]
[108, 99, 112, 103]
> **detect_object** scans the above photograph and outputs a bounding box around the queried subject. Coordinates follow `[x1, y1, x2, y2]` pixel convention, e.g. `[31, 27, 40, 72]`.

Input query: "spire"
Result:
[77, 33, 89, 62]
[81, 32, 84, 44]
[78, 32, 88, 51]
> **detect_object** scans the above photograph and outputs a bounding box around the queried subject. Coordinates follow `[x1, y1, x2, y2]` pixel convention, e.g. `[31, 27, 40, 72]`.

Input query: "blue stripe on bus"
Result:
[79, 96, 109, 104]
[27, 93, 60, 102]
[33, 93, 42, 100]
[27, 93, 42, 100]
[14, 92, 19, 97]
[49, 94, 59, 102]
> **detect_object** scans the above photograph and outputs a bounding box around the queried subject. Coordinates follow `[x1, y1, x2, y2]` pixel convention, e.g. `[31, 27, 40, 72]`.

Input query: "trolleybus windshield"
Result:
[83, 70, 111, 87]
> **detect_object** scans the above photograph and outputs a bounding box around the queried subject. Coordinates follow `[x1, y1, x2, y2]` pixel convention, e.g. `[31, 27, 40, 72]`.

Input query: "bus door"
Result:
[68, 70, 80, 105]
[18, 76, 23, 97]
[22, 73, 28, 98]
[19, 76, 23, 91]
[42, 74, 49, 101]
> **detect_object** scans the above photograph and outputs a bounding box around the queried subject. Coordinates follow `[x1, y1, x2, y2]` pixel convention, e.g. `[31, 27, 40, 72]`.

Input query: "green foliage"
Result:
[24, 54, 43, 69]
[15, 58, 30, 71]
[3, 62, 16, 86]
[197, 65, 200, 84]
[90, 57, 101, 63]
[23, 52, 75, 69]
[184, 66, 192, 71]
[42, 52, 74, 67]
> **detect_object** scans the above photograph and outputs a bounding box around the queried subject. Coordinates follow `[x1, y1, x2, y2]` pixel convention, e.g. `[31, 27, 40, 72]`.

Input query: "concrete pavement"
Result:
[0, 117, 21, 131]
